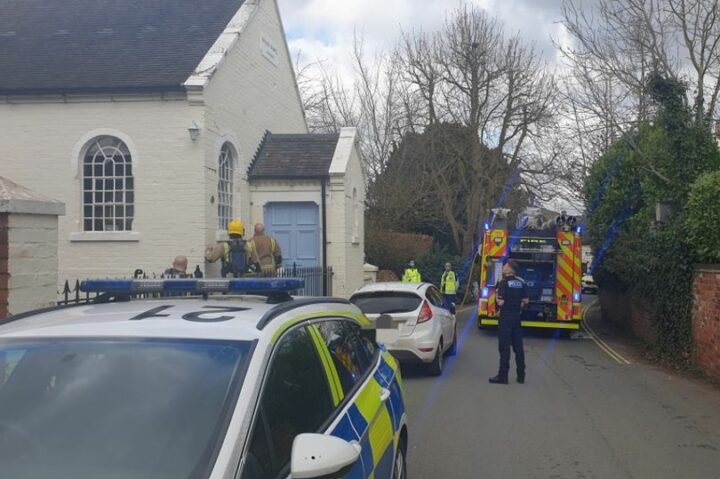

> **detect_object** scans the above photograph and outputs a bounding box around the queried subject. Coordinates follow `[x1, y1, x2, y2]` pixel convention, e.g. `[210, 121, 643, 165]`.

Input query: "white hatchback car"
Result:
[349, 282, 457, 376]
[0, 278, 409, 479]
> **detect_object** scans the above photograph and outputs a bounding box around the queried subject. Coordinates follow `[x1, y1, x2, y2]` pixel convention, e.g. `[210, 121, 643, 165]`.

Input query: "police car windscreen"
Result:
[0, 338, 252, 479]
[350, 292, 422, 314]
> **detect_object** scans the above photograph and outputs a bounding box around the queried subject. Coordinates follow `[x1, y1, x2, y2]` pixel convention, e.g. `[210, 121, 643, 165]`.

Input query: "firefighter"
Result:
[402, 260, 422, 283]
[247, 223, 283, 275]
[440, 262, 458, 305]
[489, 260, 529, 385]
[205, 219, 260, 278]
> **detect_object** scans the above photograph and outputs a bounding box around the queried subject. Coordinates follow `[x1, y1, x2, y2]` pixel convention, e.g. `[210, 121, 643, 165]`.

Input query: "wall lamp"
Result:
[188, 121, 201, 142]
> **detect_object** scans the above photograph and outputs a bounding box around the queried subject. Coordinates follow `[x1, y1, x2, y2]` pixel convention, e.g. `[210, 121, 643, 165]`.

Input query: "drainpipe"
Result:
[321, 179, 329, 296]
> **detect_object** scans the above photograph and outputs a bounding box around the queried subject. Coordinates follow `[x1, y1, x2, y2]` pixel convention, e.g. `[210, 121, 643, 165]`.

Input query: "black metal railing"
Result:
[58, 265, 334, 305]
[276, 264, 333, 297]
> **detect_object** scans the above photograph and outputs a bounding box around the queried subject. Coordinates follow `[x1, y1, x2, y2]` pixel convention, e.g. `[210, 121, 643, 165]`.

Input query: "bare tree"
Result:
[559, 0, 720, 185]
[296, 5, 561, 255]
[668, 0, 720, 122]
[295, 33, 410, 180]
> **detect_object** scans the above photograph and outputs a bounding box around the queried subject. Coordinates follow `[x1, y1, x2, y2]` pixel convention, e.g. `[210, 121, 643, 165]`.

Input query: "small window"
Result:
[243, 327, 333, 479]
[217, 143, 235, 230]
[315, 320, 374, 395]
[352, 187, 359, 239]
[426, 287, 444, 306]
[81, 136, 134, 231]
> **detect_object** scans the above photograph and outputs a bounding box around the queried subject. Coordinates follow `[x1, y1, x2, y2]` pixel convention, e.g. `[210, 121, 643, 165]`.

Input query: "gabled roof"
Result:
[248, 133, 341, 180]
[0, 0, 245, 95]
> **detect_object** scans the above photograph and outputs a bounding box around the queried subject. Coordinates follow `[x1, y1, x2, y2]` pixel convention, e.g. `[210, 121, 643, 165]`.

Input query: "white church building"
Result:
[0, 0, 366, 297]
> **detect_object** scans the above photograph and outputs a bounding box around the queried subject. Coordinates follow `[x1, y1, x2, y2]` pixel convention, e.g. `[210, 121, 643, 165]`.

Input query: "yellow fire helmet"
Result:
[227, 219, 245, 236]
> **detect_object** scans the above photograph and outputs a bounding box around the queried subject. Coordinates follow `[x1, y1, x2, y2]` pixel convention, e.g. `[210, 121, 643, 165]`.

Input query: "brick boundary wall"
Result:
[0, 214, 8, 319]
[692, 265, 720, 383]
[598, 288, 658, 345]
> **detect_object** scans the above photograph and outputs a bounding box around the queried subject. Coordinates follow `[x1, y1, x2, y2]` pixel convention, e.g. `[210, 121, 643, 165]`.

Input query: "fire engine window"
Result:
[486, 259, 503, 286]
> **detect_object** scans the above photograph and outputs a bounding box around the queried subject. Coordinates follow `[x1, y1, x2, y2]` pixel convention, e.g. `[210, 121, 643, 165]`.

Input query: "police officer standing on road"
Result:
[489, 260, 529, 385]
[440, 262, 458, 305]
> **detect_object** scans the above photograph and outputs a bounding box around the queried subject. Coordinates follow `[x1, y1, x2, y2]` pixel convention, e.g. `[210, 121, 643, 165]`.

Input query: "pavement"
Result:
[399, 297, 720, 478]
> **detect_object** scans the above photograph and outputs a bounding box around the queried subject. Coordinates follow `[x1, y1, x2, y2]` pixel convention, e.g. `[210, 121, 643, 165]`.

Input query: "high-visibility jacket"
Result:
[402, 267, 421, 283]
[441, 271, 458, 294]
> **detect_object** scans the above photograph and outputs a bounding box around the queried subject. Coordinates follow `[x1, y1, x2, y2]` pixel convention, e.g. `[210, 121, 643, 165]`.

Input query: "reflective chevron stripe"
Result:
[331, 353, 405, 478]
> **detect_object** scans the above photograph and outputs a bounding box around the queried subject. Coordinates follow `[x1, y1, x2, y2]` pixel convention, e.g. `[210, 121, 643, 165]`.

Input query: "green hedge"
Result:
[583, 74, 720, 361]
[416, 250, 464, 289]
[365, 229, 433, 275]
[686, 170, 720, 263]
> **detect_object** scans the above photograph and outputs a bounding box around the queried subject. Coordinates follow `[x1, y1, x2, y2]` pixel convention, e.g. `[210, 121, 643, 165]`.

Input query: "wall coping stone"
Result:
[693, 264, 720, 274]
[0, 177, 65, 216]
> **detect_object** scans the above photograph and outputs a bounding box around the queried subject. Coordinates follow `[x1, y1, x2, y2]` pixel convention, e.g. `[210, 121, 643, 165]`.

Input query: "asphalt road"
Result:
[399, 298, 720, 479]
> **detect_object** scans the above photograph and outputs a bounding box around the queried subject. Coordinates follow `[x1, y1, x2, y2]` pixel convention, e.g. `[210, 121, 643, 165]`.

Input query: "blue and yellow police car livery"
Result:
[252, 297, 408, 479]
[0, 278, 408, 479]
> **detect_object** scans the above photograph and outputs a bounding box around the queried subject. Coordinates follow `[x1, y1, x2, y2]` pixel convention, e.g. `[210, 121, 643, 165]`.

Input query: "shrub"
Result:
[415, 250, 462, 287]
[686, 170, 720, 263]
[366, 230, 433, 275]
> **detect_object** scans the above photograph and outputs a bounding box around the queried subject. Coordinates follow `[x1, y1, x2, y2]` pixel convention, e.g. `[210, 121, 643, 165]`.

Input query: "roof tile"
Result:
[248, 133, 340, 179]
[0, 0, 245, 94]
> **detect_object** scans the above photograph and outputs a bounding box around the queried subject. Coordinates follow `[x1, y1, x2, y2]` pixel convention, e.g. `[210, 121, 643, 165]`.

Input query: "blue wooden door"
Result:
[264, 202, 320, 267]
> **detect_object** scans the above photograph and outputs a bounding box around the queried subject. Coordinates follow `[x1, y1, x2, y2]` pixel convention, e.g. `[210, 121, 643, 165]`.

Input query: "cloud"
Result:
[278, 0, 567, 68]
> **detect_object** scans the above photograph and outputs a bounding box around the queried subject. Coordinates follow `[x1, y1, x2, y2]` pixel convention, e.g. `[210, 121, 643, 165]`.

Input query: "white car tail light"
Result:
[418, 300, 433, 323]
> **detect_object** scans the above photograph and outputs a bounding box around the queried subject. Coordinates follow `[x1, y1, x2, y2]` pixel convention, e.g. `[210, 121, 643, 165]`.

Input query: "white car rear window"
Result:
[350, 292, 422, 314]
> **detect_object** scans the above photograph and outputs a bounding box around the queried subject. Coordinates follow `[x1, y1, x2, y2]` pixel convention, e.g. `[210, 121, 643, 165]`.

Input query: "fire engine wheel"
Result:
[426, 340, 443, 376]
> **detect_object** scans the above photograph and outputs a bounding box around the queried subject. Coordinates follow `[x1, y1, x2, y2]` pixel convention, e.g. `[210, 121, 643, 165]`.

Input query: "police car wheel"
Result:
[426, 341, 443, 376]
[393, 438, 407, 479]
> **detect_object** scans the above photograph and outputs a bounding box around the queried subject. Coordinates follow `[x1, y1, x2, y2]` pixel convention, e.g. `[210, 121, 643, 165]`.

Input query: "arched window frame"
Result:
[217, 142, 237, 231]
[80, 135, 135, 232]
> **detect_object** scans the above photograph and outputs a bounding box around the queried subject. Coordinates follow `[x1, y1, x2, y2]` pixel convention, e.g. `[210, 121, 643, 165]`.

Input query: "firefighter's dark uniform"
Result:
[496, 275, 528, 382]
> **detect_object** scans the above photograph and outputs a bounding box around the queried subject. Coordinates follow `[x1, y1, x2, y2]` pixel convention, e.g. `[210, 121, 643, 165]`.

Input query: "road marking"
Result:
[583, 301, 631, 365]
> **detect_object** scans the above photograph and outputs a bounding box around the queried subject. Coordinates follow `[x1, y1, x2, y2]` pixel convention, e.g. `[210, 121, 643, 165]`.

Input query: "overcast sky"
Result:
[277, 0, 569, 72]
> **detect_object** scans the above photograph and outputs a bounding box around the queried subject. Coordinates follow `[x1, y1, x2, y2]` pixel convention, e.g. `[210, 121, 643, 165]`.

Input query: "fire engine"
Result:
[478, 208, 583, 330]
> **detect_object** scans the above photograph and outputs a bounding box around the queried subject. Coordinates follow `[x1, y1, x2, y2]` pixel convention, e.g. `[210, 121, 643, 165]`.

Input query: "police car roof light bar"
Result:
[80, 278, 305, 296]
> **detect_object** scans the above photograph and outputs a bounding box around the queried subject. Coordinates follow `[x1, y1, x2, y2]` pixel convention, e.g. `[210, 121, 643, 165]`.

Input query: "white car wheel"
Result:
[426, 340, 443, 376]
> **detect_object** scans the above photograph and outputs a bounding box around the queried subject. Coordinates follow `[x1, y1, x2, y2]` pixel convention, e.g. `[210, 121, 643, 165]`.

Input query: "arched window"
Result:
[218, 143, 235, 230]
[82, 136, 134, 232]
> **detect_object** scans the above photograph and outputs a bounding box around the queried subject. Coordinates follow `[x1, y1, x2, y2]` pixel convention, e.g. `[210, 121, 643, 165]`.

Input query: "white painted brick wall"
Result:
[201, 0, 307, 249]
[0, 99, 208, 283]
[325, 133, 366, 298]
[7, 214, 59, 313]
[0, 0, 308, 285]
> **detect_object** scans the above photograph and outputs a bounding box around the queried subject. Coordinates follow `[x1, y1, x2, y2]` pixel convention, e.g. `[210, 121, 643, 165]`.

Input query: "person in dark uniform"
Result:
[489, 260, 529, 385]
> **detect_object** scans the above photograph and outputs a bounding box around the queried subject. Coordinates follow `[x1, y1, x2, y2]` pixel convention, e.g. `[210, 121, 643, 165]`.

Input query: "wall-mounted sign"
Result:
[261, 36, 279, 67]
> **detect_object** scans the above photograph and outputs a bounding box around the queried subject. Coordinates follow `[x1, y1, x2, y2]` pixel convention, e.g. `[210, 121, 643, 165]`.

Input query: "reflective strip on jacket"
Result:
[441, 271, 458, 294]
[402, 268, 421, 282]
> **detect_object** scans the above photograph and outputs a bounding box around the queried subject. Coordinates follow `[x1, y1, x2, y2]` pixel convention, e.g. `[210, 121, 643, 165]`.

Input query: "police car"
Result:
[0, 278, 408, 479]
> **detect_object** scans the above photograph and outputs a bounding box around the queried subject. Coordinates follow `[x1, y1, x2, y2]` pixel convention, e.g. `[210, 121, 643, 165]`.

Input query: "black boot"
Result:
[489, 375, 508, 384]
[517, 374, 525, 384]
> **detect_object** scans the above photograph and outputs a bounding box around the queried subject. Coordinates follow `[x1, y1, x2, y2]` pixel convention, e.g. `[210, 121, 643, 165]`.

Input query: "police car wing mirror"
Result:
[291, 434, 361, 479]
